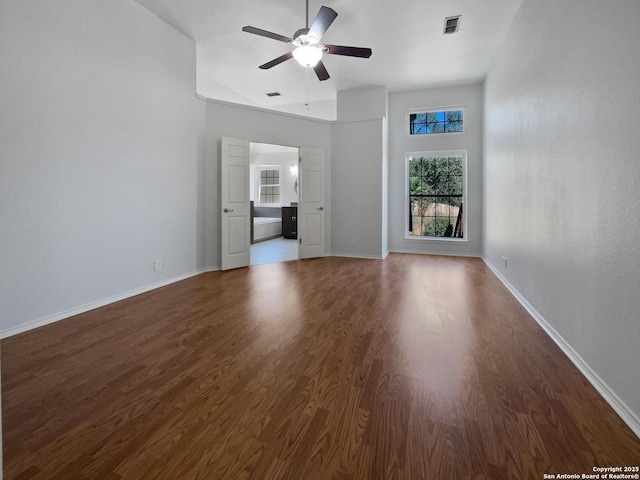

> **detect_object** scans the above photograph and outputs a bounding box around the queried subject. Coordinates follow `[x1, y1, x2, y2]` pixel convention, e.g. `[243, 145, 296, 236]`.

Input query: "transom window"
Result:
[408, 107, 464, 135]
[406, 151, 466, 239]
[258, 169, 281, 204]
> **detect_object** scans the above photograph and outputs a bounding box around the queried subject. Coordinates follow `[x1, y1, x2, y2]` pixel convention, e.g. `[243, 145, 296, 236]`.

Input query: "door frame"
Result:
[222, 139, 328, 266]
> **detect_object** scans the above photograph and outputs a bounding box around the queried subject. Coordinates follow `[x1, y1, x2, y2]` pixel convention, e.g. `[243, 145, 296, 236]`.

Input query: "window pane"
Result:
[449, 157, 463, 175]
[409, 158, 420, 176]
[426, 112, 440, 124]
[258, 172, 281, 203]
[445, 121, 463, 132]
[409, 197, 429, 236]
[409, 114, 425, 135]
[409, 176, 420, 195]
[446, 110, 463, 122]
[407, 153, 464, 238]
[431, 122, 444, 134]
[409, 109, 464, 135]
[449, 175, 462, 196]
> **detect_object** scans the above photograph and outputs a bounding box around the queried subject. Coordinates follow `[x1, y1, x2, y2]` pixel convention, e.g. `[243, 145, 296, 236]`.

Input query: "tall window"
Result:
[407, 151, 466, 239]
[258, 168, 281, 204]
[408, 107, 464, 135]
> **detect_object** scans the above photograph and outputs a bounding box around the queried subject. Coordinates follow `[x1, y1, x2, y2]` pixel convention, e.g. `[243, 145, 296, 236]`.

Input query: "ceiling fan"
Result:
[242, 0, 372, 81]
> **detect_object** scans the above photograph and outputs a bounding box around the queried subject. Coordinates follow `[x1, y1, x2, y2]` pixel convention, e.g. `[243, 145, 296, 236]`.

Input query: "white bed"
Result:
[253, 216, 282, 242]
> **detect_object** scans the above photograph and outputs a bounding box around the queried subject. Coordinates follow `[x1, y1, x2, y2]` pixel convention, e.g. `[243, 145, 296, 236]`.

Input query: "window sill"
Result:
[404, 235, 468, 243]
[406, 130, 465, 138]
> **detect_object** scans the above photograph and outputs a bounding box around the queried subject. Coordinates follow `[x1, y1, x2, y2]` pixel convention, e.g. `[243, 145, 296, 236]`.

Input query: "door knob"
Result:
[223, 208, 234, 213]
[317, 206, 324, 211]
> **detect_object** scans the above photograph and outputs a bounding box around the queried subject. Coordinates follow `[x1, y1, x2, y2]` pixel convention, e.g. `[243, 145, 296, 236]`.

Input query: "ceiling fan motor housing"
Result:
[292, 28, 318, 46]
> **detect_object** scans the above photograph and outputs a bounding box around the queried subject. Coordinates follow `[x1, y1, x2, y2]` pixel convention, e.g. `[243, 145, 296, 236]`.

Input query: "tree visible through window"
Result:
[408, 153, 464, 238]
[409, 109, 463, 135]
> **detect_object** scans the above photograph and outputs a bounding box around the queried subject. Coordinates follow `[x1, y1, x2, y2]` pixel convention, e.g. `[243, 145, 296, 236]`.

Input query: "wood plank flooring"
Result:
[2, 254, 639, 479]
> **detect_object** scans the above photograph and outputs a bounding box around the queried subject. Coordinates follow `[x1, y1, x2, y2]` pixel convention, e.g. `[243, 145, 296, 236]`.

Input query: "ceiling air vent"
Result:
[266, 92, 281, 97]
[443, 15, 461, 35]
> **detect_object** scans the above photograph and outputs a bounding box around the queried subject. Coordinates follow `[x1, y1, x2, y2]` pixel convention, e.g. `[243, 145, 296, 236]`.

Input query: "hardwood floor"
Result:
[2, 254, 639, 479]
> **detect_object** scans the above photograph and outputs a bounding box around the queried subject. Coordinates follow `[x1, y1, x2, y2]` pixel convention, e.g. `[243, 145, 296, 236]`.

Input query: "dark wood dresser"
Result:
[282, 206, 297, 239]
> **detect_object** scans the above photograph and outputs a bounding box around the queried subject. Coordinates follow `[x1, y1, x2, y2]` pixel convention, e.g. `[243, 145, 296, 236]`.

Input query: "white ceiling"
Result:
[134, 0, 523, 119]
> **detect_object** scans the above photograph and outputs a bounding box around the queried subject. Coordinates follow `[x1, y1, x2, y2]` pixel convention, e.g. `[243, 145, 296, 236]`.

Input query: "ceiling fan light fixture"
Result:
[292, 45, 323, 67]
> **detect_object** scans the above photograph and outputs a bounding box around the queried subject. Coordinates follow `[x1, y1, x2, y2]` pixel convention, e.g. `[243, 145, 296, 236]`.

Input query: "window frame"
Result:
[404, 150, 468, 242]
[406, 105, 466, 137]
[254, 166, 282, 207]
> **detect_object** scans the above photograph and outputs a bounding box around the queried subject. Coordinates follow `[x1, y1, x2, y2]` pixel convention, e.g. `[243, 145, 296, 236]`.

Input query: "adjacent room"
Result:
[1, 0, 639, 478]
[249, 142, 300, 266]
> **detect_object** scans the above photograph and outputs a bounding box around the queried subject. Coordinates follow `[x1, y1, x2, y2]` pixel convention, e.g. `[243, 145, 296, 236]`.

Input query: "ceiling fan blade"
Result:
[308, 6, 337, 41]
[259, 51, 293, 70]
[242, 26, 292, 43]
[324, 44, 372, 58]
[313, 60, 330, 81]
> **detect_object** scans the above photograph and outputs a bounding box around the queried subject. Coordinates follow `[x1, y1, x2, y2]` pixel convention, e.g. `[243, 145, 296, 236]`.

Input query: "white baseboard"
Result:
[389, 248, 481, 258]
[330, 252, 385, 260]
[0, 269, 206, 340]
[482, 257, 640, 439]
[330, 250, 480, 260]
[204, 266, 221, 272]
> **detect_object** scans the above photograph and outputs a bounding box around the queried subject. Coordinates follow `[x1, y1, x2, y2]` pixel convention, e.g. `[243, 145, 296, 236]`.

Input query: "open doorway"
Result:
[249, 142, 299, 265]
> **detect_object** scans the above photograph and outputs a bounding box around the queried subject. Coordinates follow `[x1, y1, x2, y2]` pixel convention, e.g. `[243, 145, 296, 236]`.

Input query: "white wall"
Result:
[203, 100, 332, 269]
[331, 87, 388, 259]
[337, 86, 388, 122]
[331, 120, 385, 258]
[389, 84, 484, 256]
[484, 0, 640, 432]
[0, 0, 202, 336]
[250, 146, 299, 208]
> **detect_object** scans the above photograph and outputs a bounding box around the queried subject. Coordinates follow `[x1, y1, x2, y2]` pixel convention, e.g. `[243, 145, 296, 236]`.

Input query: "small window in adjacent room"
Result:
[258, 168, 281, 205]
[408, 107, 464, 135]
[406, 151, 466, 240]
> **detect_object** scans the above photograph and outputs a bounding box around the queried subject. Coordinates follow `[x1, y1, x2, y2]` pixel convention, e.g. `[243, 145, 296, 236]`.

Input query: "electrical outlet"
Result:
[501, 256, 508, 269]
[154, 260, 162, 271]
[350, 238, 357, 246]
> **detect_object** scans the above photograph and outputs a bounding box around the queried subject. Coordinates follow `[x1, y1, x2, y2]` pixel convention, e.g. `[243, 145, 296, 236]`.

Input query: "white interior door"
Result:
[221, 136, 250, 271]
[299, 147, 325, 259]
